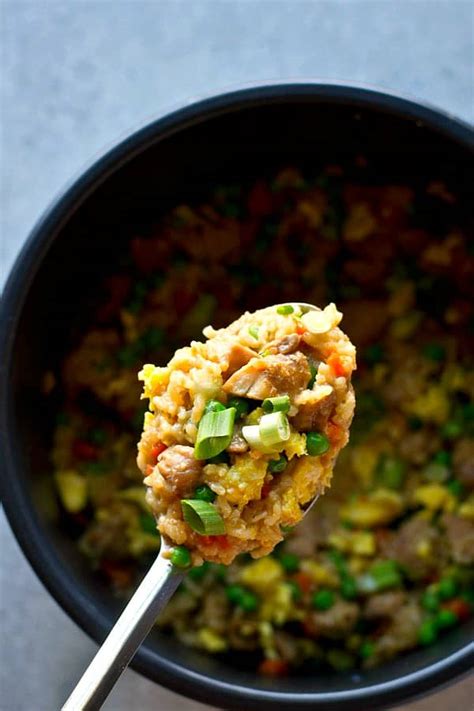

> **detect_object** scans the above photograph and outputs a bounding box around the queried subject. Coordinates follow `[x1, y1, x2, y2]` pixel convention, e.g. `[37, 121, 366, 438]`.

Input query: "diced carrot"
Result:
[292, 571, 313, 594]
[258, 659, 289, 677]
[326, 421, 343, 446]
[296, 325, 306, 335]
[442, 599, 471, 622]
[151, 442, 167, 462]
[72, 440, 98, 461]
[327, 353, 347, 377]
[200, 534, 230, 548]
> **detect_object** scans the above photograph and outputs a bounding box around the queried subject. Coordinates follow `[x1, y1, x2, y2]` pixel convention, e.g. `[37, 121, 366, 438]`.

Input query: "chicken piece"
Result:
[263, 334, 301, 355]
[291, 387, 336, 432]
[363, 591, 406, 620]
[307, 600, 359, 639]
[452, 438, 474, 489]
[223, 352, 311, 400]
[378, 517, 441, 580]
[207, 337, 256, 376]
[156, 445, 203, 497]
[368, 602, 422, 667]
[227, 424, 250, 454]
[441, 514, 474, 565]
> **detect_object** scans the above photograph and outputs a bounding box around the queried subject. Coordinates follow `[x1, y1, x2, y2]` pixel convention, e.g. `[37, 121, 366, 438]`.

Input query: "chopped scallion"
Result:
[203, 400, 226, 416]
[248, 325, 259, 340]
[259, 412, 290, 447]
[195, 407, 236, 459]
[262, 395, 290, 414]
[181, 499, 226, 535]
[276, 304, 294, 315]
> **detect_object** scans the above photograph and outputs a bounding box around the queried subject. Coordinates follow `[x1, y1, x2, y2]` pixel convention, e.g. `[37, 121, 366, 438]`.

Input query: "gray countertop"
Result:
[1, 2, 473, 709]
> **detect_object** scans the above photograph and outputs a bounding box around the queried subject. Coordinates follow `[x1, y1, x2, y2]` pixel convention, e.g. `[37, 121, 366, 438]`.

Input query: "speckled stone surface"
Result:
[1, 2, 473, 709]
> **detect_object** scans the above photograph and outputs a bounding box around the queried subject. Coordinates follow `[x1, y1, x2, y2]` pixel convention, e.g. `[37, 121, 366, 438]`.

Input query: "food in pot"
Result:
[137, 304, 356, 565]
[48, 167, 474, 674]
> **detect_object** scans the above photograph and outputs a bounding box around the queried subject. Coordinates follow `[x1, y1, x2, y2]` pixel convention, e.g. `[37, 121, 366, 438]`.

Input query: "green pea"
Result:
[438, 577, 458, 600]
[436, 609, 458, 629]
[170, 546, 191, 568]
[340, 576, 358, 600]
[268, 455, 288, 474]
[227, 397, 250, 419]
[359, 641, 375, 660]
[194, 484, 216, 503]
[279, 553, 300, 573]
[306, 432, 330, 456]
[312, 589, 335, 610]
[240, 591, 259, 612]
[418, 619, 438, 646]
[421, 591, 440, 612]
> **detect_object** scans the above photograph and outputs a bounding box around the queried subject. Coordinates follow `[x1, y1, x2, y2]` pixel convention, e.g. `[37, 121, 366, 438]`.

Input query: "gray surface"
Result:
[1, 1, 473, 710]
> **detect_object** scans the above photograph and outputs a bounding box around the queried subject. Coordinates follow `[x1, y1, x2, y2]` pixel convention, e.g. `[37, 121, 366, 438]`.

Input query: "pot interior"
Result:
[5, 95, 473, 704]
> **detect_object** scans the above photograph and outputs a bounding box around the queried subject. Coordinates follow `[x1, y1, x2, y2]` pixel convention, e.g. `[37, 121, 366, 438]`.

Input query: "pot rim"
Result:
[1, 81, 473, 710]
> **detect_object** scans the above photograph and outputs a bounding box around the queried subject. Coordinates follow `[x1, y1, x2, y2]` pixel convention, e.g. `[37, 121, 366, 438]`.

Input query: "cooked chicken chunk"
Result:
[223, 352, 311, 400]
[441, 514, 474, 565]
[291, 387, 336, 432]
[363, 591, 406, 619]
[157, 445, 203, 496]
[263, 333, 301, 355]
[227, 424, 250, 454]
[307, 600, 359, 638]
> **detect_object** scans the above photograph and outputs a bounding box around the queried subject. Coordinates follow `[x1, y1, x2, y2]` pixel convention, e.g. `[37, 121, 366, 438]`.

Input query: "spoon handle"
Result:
[62, 548, 183, 711]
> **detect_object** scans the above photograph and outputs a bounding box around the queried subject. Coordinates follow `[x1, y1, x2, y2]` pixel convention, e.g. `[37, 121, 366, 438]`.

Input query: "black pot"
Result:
[1, 83, 473, 710]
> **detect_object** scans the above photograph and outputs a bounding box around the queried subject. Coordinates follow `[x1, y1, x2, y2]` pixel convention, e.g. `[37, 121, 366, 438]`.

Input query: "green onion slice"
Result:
[181, 499, 226, 535]
[242, 412, 291, 450]
[241, 424, 265, 449]
[259, 412, 290, 447]
[248, 325, 259, 340]
[194, 407, 236, 459]
[262, 395, 290, 414]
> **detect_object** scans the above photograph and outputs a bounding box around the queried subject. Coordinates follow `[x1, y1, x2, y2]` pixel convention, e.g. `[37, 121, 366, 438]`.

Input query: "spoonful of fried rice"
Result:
[62, 302, 356, 710]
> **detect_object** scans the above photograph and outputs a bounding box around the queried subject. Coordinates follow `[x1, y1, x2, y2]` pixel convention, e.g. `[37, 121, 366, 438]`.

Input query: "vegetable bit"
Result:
[262, 395, 291, 414]
[242, 412, 290, 450]
[171, 546, 192, 568]
[181, 499, 226, 536]
[306, 431, 330, 456]
[195, 407, 236, 459]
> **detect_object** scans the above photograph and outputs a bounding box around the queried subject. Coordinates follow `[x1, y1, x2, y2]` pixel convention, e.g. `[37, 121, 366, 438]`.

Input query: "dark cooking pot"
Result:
[1, 83, 473, 710]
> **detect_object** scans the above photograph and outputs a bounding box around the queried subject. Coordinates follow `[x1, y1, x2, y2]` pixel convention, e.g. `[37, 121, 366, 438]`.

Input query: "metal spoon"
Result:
[61, 303, 323, 711]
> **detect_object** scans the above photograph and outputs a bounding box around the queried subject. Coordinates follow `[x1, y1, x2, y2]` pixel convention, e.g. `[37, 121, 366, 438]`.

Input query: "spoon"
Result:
[61, 303, 323, 711]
